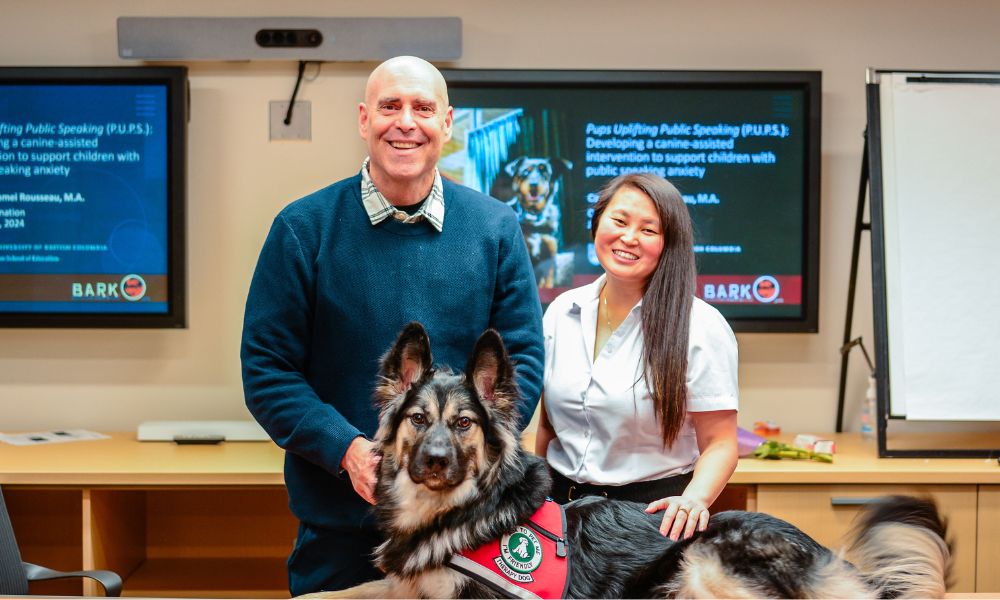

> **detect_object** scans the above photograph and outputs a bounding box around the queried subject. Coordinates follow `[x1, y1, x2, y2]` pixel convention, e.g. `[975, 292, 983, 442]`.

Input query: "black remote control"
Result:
[173, 434, 225, 445]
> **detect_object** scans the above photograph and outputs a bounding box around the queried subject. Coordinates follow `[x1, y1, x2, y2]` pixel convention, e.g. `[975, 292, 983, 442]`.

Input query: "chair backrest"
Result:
[0, 487, 29, 595]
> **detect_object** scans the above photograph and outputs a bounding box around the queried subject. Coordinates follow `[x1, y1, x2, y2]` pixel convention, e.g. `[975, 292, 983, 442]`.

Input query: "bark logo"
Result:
[752, 275, 780, 303]
[121, 274, 147, 301]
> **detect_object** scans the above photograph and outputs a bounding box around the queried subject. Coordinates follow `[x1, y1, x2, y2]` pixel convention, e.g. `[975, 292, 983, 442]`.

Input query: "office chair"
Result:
[0, 487, 122, 596]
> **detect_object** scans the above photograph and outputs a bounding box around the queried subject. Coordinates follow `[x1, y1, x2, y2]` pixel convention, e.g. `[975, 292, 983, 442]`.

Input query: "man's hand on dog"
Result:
[342, 436, 381, 504]
[645, 496, 709, 541]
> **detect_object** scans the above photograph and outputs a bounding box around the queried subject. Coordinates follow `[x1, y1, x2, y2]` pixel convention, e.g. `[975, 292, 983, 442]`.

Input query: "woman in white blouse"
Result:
[535, 172, 738, 542]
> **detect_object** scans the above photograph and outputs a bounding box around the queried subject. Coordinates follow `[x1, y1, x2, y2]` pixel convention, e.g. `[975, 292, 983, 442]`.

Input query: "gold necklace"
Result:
[602, 286, 612, 332]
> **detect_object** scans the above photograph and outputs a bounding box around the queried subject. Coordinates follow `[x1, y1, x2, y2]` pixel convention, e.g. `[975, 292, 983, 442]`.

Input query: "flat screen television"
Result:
[0, 66, 187, 328]
[441, 69, 820, 333]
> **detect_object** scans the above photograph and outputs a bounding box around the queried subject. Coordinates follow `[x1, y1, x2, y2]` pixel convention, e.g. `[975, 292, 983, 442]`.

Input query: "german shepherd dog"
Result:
[502, 156, 572, 288]
[315, 323, 952, 599]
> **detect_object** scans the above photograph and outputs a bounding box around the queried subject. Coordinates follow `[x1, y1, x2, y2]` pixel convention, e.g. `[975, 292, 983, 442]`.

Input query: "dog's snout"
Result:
[418, 427, 455, 475]
[424, 447, 449, 472]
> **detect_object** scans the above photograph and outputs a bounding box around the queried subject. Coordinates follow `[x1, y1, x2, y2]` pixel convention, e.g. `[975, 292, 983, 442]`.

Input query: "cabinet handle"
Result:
[830, 497, 879, 506]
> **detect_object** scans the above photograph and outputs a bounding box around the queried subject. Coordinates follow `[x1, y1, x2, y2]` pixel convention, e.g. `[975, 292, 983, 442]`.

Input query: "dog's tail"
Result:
[842, 495, 952, 599]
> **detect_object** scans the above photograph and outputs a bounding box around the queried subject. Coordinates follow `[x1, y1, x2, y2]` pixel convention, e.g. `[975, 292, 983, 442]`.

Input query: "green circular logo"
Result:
[499, 527, 542, 573]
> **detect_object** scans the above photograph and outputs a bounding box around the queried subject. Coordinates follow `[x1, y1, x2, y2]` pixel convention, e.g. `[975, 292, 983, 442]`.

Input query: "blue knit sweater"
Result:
[241, 175, 544, 529]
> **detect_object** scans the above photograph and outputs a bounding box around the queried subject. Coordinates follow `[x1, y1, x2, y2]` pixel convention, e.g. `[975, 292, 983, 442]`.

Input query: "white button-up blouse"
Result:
[542, 275, 739, 485]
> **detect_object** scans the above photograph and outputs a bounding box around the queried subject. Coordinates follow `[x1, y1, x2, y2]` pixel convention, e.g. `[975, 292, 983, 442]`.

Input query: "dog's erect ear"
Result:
[550, 157, 573, 179]
[503, 156, 526, 177]
[466, 329, 516, 407]
[380, 322, 432, 395]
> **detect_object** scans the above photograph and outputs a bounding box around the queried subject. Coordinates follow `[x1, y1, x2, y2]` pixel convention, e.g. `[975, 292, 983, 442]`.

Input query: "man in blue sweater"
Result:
[241, 56, 544, 595]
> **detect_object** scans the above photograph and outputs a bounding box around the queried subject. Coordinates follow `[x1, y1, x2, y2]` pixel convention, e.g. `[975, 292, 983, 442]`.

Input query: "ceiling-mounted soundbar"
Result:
[117, 16, 462, 61]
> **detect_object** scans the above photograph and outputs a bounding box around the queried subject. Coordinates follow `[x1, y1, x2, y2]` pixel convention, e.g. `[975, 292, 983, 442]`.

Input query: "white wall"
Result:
[2, 0, 998, 434]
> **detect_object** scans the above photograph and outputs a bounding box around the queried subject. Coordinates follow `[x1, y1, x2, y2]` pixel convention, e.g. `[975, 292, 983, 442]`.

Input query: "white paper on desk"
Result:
[0, 429, 109, 446]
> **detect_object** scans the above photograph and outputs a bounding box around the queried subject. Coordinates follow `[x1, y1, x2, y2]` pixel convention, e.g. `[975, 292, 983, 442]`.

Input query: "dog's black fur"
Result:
[313, 323, 952, 599]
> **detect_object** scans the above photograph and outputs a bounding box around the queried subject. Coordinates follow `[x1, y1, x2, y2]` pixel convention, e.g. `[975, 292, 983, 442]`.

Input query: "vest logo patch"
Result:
[496, 526, 542, 582]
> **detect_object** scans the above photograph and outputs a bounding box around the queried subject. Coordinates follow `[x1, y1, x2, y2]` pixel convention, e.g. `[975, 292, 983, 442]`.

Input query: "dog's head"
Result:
[373, 322, 521, 497]
[504, 156, 572, 215]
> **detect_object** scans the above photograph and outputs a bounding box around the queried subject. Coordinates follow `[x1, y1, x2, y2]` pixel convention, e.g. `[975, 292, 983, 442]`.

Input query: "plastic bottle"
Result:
[860, 375, 876, 440]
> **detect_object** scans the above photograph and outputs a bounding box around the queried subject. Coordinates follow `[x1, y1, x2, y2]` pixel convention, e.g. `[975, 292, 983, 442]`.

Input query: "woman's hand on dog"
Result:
[341, 436, 381, 504]
[645, 496, 709, 541]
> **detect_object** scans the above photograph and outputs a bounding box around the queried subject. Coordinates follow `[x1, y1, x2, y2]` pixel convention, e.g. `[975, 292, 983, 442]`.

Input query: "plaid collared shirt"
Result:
[359, 157, 445, 232]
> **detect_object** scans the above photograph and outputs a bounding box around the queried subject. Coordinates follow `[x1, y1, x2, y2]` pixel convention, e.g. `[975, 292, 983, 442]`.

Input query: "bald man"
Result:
[241, 57, 544, 595]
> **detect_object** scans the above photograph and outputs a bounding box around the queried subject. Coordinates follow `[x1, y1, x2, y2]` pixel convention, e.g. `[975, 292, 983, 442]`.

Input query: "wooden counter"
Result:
[731, 433, 1000, 485]
[2, 432, 998, 596]
[0, 432, 285, 486]
[1, 434, 289, 597]
[4, 432, 999, 487]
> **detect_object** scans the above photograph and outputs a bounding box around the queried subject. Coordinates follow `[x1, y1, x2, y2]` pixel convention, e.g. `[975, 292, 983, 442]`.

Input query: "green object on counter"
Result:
[752, 440, 833, 463]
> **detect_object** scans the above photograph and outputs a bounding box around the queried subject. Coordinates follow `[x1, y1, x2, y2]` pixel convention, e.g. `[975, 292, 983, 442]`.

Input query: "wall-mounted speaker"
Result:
[117, 17, 462, 61]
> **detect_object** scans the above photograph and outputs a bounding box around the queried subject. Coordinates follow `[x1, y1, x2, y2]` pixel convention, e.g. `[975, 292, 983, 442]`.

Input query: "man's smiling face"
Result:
[359, 57, 453, 203]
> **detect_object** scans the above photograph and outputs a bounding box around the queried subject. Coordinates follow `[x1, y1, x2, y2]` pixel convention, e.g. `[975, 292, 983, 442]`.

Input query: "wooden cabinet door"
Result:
[979, 486, 1000, 593]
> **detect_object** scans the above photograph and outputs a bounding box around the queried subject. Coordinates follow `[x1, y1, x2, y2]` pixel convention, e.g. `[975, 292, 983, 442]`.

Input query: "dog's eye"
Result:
[455, 416, 472, 430]
[409, 413, 426, 426]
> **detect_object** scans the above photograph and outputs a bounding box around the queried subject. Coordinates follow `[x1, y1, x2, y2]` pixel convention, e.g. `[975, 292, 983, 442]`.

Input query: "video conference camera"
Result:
[117, 17, 462, 60]
[255, 29, 323, 48]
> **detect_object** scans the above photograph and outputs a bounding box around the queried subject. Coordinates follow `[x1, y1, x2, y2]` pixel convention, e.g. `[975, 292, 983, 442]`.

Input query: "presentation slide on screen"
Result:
[442, 86, 807, 319]
[0, 84, 169, 313]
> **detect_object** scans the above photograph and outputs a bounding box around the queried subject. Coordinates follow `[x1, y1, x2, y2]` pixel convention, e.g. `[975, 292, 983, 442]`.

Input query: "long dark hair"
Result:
[590, 173, 695, 447]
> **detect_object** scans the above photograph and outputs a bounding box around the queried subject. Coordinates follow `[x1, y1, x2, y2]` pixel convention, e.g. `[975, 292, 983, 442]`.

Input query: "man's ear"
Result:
[379, 322, 432, 397]
[442, 105, 454, 143]
[358, 102, 370, 141]
[465, 329, 516, 407]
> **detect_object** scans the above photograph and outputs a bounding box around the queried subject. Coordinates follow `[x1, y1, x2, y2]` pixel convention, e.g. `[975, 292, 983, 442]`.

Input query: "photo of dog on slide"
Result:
[501, 156, 573, 288]
[308, 322, 953, 600]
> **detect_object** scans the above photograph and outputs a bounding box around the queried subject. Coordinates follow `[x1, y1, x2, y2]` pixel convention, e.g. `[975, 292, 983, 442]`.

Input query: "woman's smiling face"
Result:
[593, 185, 665, 288]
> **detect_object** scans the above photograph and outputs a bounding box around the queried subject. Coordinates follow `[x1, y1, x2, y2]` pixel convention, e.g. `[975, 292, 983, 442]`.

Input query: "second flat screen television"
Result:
[442, 70, 820, 333]
[0, 66, 187, 328]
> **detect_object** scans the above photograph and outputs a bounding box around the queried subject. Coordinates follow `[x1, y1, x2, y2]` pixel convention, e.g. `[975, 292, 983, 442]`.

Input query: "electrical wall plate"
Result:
[269, 101, 311, 141]
[117, 16, 462, 61]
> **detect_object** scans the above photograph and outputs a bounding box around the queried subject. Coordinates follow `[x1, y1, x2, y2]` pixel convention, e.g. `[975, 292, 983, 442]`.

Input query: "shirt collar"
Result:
[569, 275, 603, 315]
[359, 157, 445, 232]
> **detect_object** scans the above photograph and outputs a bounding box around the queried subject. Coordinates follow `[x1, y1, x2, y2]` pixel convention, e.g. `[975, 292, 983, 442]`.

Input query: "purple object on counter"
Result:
[737, 427, 766, 457]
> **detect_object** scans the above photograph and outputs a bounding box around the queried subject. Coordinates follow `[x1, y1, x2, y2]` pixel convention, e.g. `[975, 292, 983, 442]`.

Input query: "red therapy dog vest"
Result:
[447, 499, 569, 600]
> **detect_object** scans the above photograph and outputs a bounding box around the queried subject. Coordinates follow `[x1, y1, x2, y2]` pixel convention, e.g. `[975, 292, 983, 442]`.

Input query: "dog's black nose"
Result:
[425, 451, 449, 473]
